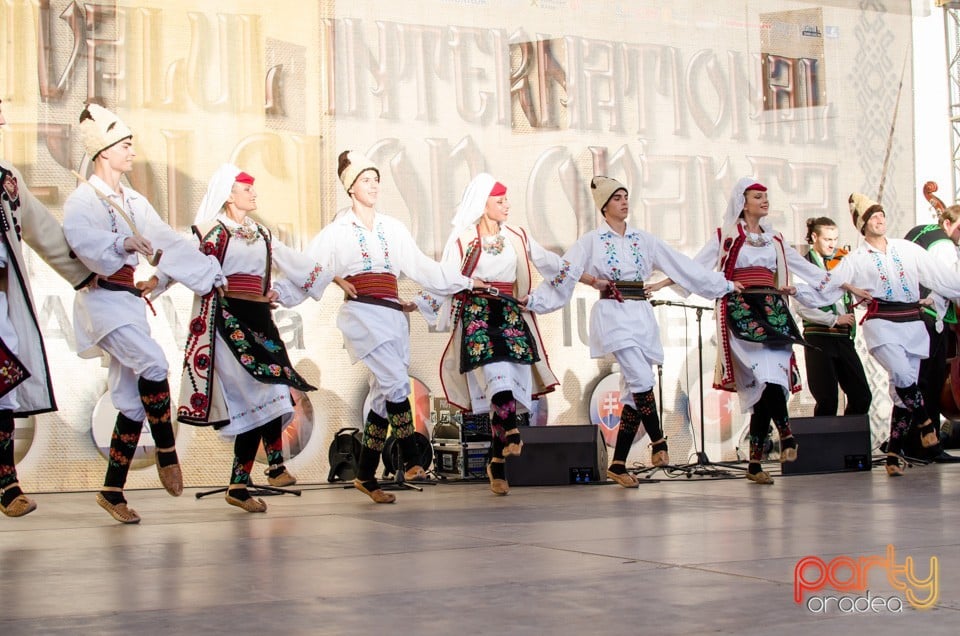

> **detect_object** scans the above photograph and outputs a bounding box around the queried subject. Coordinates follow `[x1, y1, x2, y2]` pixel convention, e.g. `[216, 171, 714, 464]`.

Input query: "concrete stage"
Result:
[1, 463, 957, 635]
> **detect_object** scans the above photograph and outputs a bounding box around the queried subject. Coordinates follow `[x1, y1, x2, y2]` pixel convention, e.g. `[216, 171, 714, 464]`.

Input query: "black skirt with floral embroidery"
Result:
[216, 296, 316, 391]
[458, 294, 540, 373]
[724, 291, 806, 346]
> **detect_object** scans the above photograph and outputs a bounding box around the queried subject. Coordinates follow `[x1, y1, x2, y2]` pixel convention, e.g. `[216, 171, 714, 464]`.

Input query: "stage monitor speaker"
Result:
[505, 425, 607, 486]
[781, 415, 872, 476]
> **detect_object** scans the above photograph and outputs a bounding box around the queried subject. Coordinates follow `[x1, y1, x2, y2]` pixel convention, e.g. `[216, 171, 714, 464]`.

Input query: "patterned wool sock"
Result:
[747, 387, 773, 471]
[260, 417, 286, 477]
[762, 384, 794, 448]
[101, 413, 143, 505]
[138, 377, 178, 468]
[357, 411, 388, 486]
[387, 399, 418, 470]
[895, 383, 932, 432]
[0, 410, 23, 507]
[491, 391, 521, 448]
[609, 404, 641, 474]
[229, 428, 261, 501]
[886, 406, 912, 456]
[633, 391, 664, 441]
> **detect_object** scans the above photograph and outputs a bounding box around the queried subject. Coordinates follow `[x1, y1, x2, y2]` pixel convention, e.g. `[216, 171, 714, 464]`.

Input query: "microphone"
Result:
[649, 299, 673, 307]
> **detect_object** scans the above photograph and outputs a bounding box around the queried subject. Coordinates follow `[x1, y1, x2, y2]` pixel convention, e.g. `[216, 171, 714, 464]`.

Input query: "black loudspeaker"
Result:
[505, 425, 607, 486]
[327, 427, 363, 482]
[382, 432, 433, 475]
[781, 415, 872, 475]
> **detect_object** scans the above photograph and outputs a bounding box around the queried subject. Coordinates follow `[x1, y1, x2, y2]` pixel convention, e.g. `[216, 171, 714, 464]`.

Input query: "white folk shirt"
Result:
[529, 221, 733, 360]
[830, 238, 960, 357]
[63, 175, 223, 358]
[214, 214, 331, 306]
[306, 208, 472, 362]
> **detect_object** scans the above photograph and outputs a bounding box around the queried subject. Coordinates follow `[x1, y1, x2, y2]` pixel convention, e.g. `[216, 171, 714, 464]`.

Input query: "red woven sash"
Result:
[105, 264, 136, 289]
[345, 272, 399, 299]
[732, 266, 775, 288]
[486, 281, 514, 296]
[226, 273, 264, 295]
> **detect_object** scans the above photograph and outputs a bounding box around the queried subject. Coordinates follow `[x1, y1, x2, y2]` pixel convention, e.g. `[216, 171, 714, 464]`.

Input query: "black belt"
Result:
[803, 324, 851, 337]
[739, 287, 785, 295]
[98, 279, 142, 297]
[862, 300, 922, 324]
[346, 294, 405, 312]
[600, 281, 647, 301]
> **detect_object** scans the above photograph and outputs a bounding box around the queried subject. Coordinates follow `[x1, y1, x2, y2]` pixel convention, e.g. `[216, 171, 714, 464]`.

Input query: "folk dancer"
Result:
[63, 104, 225, 522]
[526, 176, 740, 487]
[828, 194, 960, 475]
[161, 164, 331, 512]
[417, 174, 577, 495]
[691, 178, 862, 485]
[307, 151, 476, 503]
[0, 99, 94, 517]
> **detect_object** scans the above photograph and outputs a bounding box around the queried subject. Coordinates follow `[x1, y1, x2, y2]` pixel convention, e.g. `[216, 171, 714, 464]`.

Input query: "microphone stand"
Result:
[650, 299, 746, 478]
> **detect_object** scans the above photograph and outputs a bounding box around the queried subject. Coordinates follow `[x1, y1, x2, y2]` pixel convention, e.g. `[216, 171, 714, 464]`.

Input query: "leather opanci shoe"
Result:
[266, 467, 297, 487]
[225, 490, 267, 513]
[745, 470, 774, 485]
[486, 464, 509, 495]
[353, 479, 396, 504]
[0, 494, 37, 518]
[96, 492, 141, 524]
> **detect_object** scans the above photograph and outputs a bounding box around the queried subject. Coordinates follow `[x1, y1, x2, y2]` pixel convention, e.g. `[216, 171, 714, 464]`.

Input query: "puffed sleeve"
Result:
[526, 237, 588, 315]
[270, 236, 333, 306]
[793, 301, 839, 327]
[393, 221, 472, 295]
[650, 236, 732, 299]
[305, 224, 341, 275]
[526, 232, 582, 296]
[916, 241, 960, 300]
[62, 187, 130, 277]
[121, 200, 222, 296]
[675, 232, 721, 298]
[692, 231, 720, 270]
[786, 245, 845, 308]
[413, 239, 465, 329]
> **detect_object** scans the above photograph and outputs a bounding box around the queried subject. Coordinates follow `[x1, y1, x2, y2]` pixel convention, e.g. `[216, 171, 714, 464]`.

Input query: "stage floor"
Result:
[1, 463, 958, 635]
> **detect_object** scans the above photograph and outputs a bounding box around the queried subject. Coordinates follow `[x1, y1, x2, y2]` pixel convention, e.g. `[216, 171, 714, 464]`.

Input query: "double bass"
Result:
[923, 181, 960, 419]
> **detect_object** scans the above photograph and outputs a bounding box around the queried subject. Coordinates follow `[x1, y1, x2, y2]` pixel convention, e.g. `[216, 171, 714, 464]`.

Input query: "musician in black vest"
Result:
[795, 217, 871, 417]
[904, 204, 960, 462]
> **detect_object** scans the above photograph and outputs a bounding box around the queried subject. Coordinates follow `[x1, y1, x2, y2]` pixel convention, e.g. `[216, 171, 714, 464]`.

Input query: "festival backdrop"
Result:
[0, 0, 918, 490]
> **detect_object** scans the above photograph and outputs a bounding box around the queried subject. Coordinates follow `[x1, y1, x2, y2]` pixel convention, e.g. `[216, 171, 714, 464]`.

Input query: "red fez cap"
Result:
[489, 182, 507, 197]
[744, 182, 767, 192]
[235, 171, 255, 185]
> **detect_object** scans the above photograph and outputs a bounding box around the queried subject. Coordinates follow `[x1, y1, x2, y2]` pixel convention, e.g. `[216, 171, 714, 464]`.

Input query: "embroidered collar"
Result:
[87, 174, 141, 207]
[341, 208, 380, 231]
[218, 213, 262, 244]
[598, 220, 641, 240]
